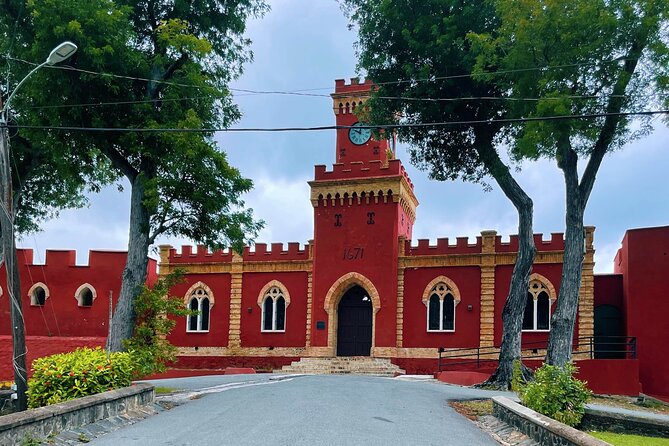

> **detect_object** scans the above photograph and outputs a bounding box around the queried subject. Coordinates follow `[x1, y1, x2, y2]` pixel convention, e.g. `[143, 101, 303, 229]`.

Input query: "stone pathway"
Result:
[476, 415, 540, 446]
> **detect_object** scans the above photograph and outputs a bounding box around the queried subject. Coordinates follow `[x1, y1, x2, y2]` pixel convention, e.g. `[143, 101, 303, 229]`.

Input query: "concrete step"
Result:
[274, 357, 405, 376]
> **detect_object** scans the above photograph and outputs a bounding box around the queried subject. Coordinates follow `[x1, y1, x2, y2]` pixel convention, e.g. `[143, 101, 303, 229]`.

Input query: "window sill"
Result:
[186, 330, 210, 333]
[261, 330, 286, 333]
[522, 329, 550, 333]
[427, 329, 455, 333]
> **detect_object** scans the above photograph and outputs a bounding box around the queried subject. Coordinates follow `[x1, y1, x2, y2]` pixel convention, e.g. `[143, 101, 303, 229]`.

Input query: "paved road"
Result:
[90, 374, 509, 446]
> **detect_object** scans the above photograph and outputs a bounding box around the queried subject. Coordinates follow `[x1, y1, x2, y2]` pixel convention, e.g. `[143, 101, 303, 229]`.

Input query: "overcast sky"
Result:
[22, 0, 669, 274]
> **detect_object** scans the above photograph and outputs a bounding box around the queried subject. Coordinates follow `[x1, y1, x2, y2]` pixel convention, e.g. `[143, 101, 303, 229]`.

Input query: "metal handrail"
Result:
[437, 336, 637, 371]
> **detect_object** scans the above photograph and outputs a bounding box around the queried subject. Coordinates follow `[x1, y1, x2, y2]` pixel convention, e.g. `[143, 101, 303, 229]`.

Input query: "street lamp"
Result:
[0, 41, 77, 411]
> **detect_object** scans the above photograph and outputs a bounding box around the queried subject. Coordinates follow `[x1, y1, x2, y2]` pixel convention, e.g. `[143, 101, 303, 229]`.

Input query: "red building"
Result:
[0, 78, 667, 397]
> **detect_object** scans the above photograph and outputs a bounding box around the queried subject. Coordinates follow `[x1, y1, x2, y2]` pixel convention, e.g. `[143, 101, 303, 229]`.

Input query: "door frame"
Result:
[324, 272, 381, 357]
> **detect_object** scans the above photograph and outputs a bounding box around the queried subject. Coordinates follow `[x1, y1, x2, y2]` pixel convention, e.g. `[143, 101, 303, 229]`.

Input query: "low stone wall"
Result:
[0, 383, 154, 445]
[582, 407, 669, 438]
[492, 396, 608, 446]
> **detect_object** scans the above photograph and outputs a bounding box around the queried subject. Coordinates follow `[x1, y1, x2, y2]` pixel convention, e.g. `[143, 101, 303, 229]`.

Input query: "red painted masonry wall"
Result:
[0, 250, 156, 338]
[615, 226, 669, 397]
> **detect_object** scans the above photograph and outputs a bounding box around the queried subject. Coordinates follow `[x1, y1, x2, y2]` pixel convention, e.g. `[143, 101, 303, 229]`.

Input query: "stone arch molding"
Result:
[421, 276, 461, 306]
[528, 273, 557, 301]
[323, 272, 381, 314]
[74, 283, 97, 305]
[27, 282, 50, 305]
[257, 280, 291, 308]
[184, 281, 215, 307]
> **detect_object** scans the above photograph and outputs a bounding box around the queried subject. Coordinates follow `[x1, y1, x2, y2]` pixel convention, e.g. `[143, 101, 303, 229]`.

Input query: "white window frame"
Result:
[184, 283, 214, 333]
[423, 278, 460, 333]
[522, 278, 555, 333]
[74, 283, 97, 307]
[28, 282, 50, 307]
[261, 292, 286, 333]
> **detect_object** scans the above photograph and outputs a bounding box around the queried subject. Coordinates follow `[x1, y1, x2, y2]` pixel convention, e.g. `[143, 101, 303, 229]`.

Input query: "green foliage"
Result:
[123, 270, 193, 378]
[517, 363, 592, 427]
[511, 360, 526, 393]
[590, 431, 669, 446]
[27, 347, 134, 408]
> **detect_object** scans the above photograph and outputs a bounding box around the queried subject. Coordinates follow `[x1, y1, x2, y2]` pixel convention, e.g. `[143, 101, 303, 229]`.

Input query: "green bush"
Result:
[123, 270, 192, 378]
[27, 347, 135, 408]
[518, 362, 592, 427]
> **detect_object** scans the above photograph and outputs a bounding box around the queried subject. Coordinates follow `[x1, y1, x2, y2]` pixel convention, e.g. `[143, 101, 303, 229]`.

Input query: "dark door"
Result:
[594, 304, 624, 359]
[337, 285, 372, 356]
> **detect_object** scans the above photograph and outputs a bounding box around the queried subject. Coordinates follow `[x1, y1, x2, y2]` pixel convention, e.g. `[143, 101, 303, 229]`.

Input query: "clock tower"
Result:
[331, 78, 395, 164]
[308, 77, 418, 357]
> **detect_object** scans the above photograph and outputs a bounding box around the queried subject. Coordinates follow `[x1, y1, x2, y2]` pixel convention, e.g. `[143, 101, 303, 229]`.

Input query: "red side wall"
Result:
[493, 263, 564, 346]
[0, 250, 155, 338]
[240, 272, 308, 347]
[614, 226, 669, 397]
[402, 267, 481, 348]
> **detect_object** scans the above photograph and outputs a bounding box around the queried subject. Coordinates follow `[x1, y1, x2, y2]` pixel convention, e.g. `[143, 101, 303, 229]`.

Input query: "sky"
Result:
[22, 0, 669, 273]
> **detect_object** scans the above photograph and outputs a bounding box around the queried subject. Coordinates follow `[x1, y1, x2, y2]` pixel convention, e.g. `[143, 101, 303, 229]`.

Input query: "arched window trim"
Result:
[74, 283, 97, 307]
[258, 280, 290, 333]
[422, 276, 461, 332]
[523, 274, 557, 332]
[184, 282, 213, 333]
[28, 282, 50, 307]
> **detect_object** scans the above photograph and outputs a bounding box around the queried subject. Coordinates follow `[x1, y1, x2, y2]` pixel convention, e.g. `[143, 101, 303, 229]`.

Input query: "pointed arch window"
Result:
[185, 283, 214, 333]
[423, 277, 460, 332]
[522, 277, 556, 332]
[75, 284, 97, 307]
[28, 283, 50, 307]
[258, 281, 291, 333]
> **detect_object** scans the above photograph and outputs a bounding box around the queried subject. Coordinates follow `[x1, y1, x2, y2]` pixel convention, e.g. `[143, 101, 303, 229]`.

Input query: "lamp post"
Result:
[0, 41, 77, 411]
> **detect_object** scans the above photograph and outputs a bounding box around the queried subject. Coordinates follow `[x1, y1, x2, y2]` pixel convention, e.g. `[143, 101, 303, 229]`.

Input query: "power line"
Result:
[7, 109, 668, 134]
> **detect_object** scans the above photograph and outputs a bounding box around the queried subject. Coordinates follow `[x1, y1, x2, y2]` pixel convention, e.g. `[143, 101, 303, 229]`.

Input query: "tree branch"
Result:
[98, 145, 138, 181]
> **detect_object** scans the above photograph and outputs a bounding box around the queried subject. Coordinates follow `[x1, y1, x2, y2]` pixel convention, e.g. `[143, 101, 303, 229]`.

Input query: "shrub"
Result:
[518, 362, 592, 427]
[123, 270, 193, 378]
[27, 347, 134, 408]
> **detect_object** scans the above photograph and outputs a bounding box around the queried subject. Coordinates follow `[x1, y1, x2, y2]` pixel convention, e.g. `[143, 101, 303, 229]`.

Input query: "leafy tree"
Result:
[6, 0, 267, 351]
[343, 0, 535, 387]
[124, 269, 192, 378]
[469, 0, 669, 366]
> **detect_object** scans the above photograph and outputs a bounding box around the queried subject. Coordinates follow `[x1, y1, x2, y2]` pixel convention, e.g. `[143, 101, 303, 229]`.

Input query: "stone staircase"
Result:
[275, 357, 405, 376]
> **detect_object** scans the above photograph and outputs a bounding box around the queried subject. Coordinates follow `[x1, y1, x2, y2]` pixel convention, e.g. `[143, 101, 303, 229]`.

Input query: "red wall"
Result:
[614, 226, 669, 397]
[240, 272, 308, 347]
[168, 273, 231, 348]
[0, 250, 155, 338]
[494, 263, 564, 346]
[402, 267, 481, 348]
[311, 197, 400, 348]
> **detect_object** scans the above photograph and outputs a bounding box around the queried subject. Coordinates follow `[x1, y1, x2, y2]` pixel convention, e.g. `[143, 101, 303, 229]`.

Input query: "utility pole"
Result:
[0, 95, 28, 411]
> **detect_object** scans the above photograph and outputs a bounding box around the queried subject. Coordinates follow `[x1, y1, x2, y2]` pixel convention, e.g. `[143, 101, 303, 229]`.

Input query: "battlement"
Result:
[14, 248, 131, 268]
[495, 233, 565, 252]
[313, 159, 413, 188]
[333, 77, 374, 95]
[405, 237, 483, 256]
[167, 242, 310, 264]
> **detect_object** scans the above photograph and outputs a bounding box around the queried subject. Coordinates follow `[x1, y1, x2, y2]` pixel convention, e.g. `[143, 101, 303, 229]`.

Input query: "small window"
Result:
[523, 279, 554, 332]
[425, 281, 458, 332]
[261, 286, 287, 332]
[75, 284, 96, 307]
[186, 288, 211, 332]
[29, 283, 50, 306]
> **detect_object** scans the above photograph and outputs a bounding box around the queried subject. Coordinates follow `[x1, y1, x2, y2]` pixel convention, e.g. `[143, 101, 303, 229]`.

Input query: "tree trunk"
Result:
[477, 141, 536, 389]
[547, 143, 584, 367]
[107, 174, 151, 352]
[0, 120, 28, 410]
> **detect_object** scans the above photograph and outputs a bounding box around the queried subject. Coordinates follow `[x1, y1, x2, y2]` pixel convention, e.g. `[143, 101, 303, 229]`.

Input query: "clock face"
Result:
[348, 122, 372, 145]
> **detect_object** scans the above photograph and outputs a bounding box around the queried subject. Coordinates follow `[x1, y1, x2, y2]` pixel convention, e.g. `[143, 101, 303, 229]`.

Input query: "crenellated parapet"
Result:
[164, 242, 310, 265]
[314, 160, 413, 187]
[495, 233, 566, 252]
[405, 237, 483, 256]
[14, 248, 130, 268]
[332, 78, 374, 115]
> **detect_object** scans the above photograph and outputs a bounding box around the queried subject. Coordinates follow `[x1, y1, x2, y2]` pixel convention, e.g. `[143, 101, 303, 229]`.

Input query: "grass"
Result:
[154, 386, 178, 395]
[449, 399, 493, 420]
[590, 431, 669, 445]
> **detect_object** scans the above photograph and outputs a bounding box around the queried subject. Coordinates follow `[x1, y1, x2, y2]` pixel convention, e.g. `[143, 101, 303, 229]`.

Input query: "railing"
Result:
[437, 336, 636, 372]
